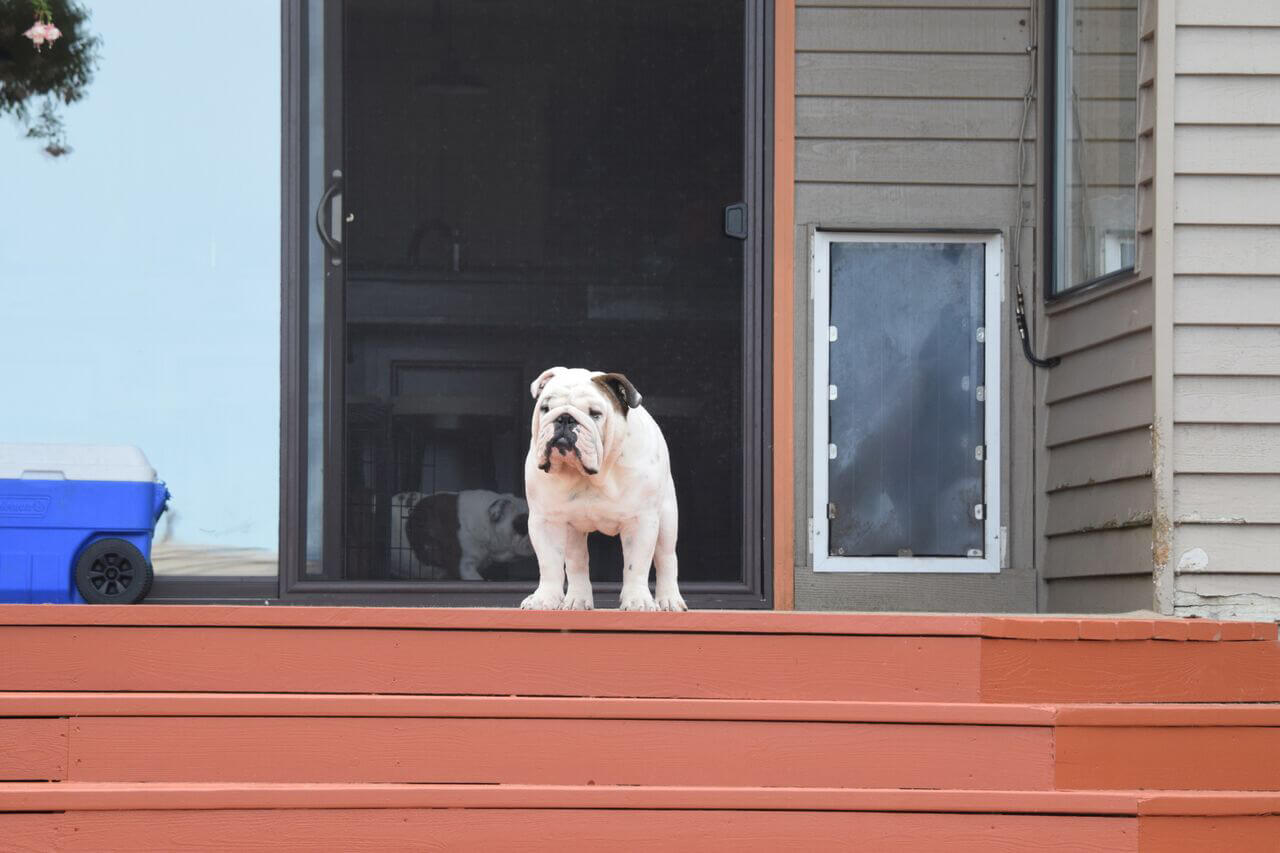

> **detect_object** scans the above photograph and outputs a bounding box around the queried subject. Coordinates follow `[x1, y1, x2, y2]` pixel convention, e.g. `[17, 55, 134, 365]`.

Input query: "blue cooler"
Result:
[0, 444, 169, 604]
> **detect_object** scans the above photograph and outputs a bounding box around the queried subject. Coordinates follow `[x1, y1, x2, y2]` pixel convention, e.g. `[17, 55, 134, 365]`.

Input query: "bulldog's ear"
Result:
[594, 372, 642, 411]
[530, 366, 567, 400]
[487, 496, 510, 523]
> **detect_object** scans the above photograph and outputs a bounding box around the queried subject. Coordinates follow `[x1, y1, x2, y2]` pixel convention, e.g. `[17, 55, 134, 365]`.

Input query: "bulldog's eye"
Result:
[589, 410, 603, 420]
[540, 404, 550, 413]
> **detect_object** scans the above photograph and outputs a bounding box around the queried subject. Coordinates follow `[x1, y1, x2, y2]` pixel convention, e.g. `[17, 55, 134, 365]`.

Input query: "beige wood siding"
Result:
[1040, 0, 1155, 613]
[1171, 0, 1280, 619]
[792, 0, 1037, 611]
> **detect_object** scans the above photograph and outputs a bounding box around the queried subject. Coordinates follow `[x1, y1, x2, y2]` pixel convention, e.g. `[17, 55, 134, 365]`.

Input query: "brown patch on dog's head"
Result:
[592, 372, 642, 415]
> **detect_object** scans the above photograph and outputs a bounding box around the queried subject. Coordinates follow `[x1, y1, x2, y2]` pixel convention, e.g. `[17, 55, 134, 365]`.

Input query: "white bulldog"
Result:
[521, 366, 686, 611]
[390, 489, 532, 581]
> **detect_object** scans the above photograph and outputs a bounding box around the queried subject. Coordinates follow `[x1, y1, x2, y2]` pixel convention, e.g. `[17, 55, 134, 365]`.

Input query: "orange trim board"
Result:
[0, 810, 1139, 853]
[0, 605, 1270, 640]
[771, 0, 797, 610]
[0, 783, 1277, 816]
[0, 694, 1058, 725]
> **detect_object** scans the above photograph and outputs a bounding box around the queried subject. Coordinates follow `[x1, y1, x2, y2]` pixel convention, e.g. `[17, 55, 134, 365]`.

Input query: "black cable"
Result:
[1015, 288, 1060, 368]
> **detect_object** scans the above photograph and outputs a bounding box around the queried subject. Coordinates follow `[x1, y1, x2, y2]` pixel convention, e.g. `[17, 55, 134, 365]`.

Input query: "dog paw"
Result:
[654, 589, 688, 611]
[520, 589, 565, 610]
[618, 589, 658, 611]
[560, 591, 594, 610]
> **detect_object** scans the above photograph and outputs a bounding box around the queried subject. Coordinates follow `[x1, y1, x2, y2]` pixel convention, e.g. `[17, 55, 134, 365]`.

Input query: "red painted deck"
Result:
[1, 606, 1277, 850]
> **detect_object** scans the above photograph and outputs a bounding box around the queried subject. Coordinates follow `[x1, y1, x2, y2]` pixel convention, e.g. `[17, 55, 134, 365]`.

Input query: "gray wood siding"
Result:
[1171, 0, 1280, 618]
[1040, 0, 1155, 614]
[792, 0, 1036, 611]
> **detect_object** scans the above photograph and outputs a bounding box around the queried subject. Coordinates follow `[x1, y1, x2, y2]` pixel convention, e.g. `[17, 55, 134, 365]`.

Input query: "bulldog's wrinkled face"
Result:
[529, 367, 641, 477]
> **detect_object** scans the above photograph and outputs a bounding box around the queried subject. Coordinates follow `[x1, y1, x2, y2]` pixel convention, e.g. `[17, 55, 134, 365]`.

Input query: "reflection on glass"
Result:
[1055, 0, 1138, 291]
[333, 0, 747, 582]
[0, 3, 281, 577]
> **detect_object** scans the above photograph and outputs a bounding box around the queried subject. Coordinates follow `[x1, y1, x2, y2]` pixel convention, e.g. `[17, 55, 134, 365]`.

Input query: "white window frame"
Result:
[810, 231, 1003, 573]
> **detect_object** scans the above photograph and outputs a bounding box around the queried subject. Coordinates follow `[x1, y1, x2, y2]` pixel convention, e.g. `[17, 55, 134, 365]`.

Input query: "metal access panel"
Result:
[826, 240, 986, 559]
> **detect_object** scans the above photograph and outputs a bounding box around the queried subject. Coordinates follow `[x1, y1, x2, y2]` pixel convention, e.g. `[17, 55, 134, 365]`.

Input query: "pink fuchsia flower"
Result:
[23, 19, 62, 50]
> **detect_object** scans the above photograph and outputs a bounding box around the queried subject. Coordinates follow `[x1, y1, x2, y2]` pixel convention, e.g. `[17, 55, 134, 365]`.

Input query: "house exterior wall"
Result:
[790, 0, 1038, 611]
[1038, 0, 1157, 613]
[1168, 0, 1280, 619]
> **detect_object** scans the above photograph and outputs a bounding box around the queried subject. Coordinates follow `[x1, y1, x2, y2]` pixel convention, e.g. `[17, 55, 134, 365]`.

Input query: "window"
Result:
[1, 3, 281, 591]
[1048, 0, 1139, 295]
[811, 233, 1002, 574]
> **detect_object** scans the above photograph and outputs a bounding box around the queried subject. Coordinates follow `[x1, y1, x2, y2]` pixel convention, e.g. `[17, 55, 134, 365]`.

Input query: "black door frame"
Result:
[275, 0, 774, 608]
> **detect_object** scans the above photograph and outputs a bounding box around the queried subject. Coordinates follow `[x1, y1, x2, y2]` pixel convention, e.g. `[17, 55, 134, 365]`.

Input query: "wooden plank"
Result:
[1044, 279, 1153, 357]
[0, 719, 66, 781]
[1175, 474, 1280, 524]
[1175, 276, 1280, 325]
[1043, 527, 1154, 580]
[1175, 225, 1280, 276]
[0, 809, 1142, 853]
[796, 139, 1029, 185]
[1045, 576, 1156, 614]
[1046, 427, 1152, 491]
[1173, 527, 1280, 573]
[1044, 478, 1153, 537]
[1175, 424, 1280, 473]
[1175, 0, 1280, 26]
[1044, 330, 1152, 404]
[796, 8, 1027, 53]
[1174, 325, 1280, 375]
[795, 183, 1019, 227]
[1175, 75, 1280, 124]
[0, 781, 1146, 814]
[1140, 816, 1280, 853]
[0, 627, 983, 701]
[0, 694, 1061, 725]
[1046, 380, 1153, 447]
[1176, 26, 1280, 74]
[1057, 704, 1280, 726]
[1175, 175, 1280, 225]
[1057, 726, 1280, 790]
[980, 638, 1280, 702]
[0, 606, 990, 635]
[796, 52, 1029, 98]
[67, 716, 1054, 790]
[796, 97, 1039, 141]
[1175, 126, 1280, 175]
[1175, 376, 1280, 423]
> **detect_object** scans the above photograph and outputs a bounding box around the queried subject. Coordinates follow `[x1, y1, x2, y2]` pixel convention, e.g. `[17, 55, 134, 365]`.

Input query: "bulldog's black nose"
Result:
[555, 413, 576, 427]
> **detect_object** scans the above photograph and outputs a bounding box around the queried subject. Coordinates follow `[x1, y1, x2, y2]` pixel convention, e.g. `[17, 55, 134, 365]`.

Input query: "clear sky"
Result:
[0, 2, 281, 553]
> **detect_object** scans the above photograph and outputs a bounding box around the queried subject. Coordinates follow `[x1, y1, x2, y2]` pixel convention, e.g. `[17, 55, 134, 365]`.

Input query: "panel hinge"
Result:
[975, 445, 986, 461]
[829, 325, 839, 342]
[828, 443, 837, 459]
[976, 326, 986, 343]
[966, 548, 984, 558]
[827, 502, 838, 519]
[974, 503, 986, 521]
[1000, 525, 1009, 568]
[807, 518, 814, 555]
[976, 385, 986, 402]
[828, 384, 838, 401]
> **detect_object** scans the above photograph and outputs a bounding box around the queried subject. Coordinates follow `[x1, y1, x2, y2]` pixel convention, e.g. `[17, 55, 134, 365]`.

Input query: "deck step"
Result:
[2, 608, 1277, 703]
[2, 783, 1278, 852]
[3, 694, 1279, 791]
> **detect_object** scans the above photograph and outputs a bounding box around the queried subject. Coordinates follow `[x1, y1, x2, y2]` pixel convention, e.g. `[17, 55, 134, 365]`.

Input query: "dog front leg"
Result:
[618, 514, 659, 611]
[521, 514, 566, 610]
[561, 529, 592, 610]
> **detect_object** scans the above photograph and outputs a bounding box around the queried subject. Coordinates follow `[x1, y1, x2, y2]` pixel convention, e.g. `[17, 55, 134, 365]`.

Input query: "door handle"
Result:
[315, 169, 343, 266]
[723, 202, 748, 240]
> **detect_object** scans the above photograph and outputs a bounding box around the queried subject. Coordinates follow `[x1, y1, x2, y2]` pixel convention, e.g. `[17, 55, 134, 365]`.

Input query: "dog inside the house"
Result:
[521, 366, 686, 611]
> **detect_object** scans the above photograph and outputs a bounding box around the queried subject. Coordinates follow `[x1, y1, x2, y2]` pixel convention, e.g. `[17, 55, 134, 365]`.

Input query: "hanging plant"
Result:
[0, 0, 99, 156]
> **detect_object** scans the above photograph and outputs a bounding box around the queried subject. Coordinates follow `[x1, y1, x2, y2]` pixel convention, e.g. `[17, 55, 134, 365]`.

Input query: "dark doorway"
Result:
[291, 0, 770, 605]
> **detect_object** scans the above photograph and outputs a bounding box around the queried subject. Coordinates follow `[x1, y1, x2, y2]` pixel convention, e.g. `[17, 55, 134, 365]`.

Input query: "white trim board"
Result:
[810, 231, 1003, 574]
